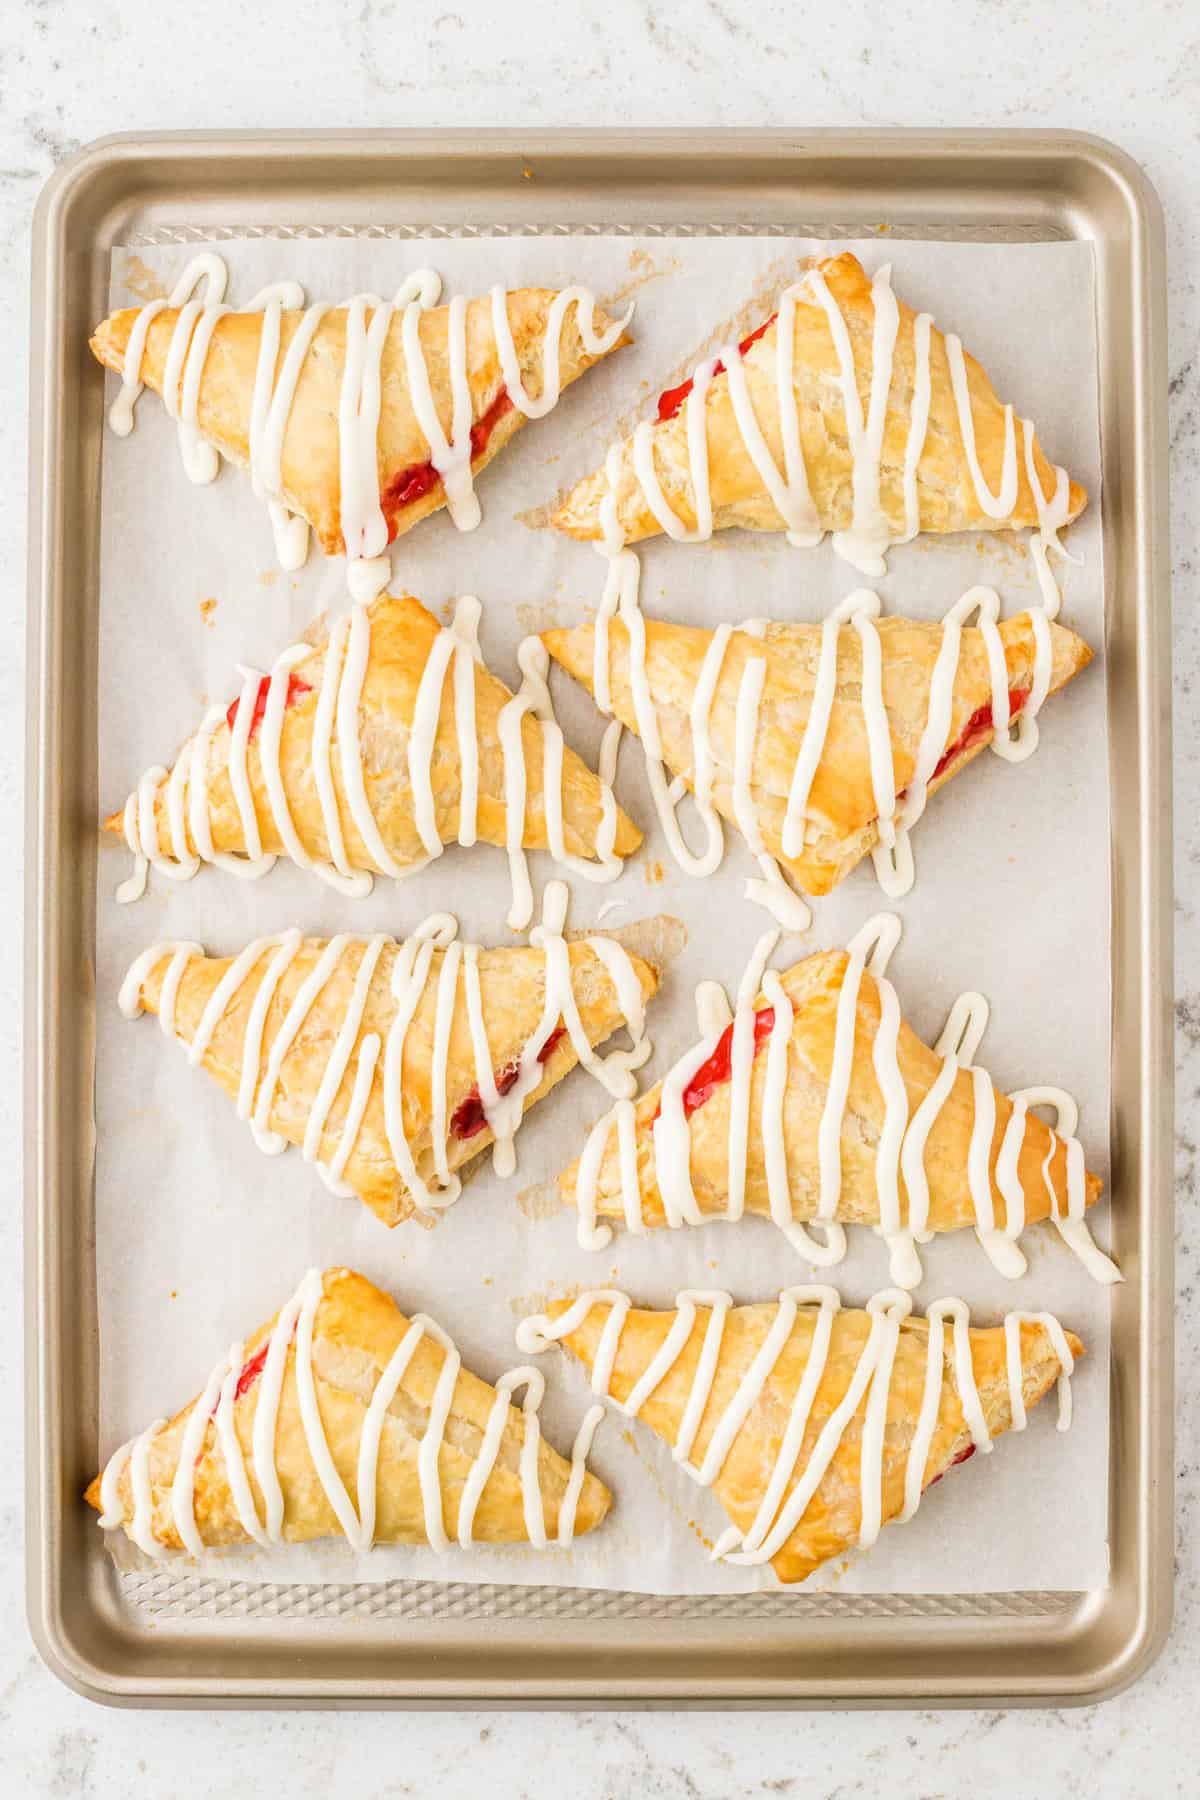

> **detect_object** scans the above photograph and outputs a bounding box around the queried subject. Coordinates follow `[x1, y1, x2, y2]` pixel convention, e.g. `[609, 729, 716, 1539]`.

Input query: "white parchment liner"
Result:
[94, 235, 1110, 1594]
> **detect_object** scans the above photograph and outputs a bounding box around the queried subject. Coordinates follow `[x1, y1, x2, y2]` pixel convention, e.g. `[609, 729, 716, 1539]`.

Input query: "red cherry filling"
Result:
[449, 1023, 568, 1142]
[202, 1330, 288, 1429]
[929, 687, 1030, 784]
[225, 671, 312, 743]
[927, 1443, 977, 1490]
[656, 313, 777, 423]
[380, 387, 515, 529]
[234, 1340, 271, 1400]
[650, 1005, 777, 1126]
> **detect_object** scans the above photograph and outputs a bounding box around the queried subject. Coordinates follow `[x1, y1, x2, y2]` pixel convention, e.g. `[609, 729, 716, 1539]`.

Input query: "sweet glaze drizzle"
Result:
[118, 879, 650, 1212]
[572, 256, 1084, 925]
[573, 912, 1120, 1289]
[106, 254, 630, 600]
[115, 596, 625, 928]
[600, 260, 1073, 593]
[578, 553, 1055, 923]
[97, 1268, 604, 1558]
[516, 1286, 1074, 1569]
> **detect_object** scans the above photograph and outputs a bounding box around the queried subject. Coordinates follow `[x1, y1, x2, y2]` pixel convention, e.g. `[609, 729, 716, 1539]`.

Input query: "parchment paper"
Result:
[94, 235, 1110, 1594]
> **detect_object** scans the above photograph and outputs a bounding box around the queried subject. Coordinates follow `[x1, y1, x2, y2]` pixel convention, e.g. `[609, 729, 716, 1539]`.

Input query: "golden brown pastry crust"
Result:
[552, 252, 1087, 544]
[91, 290, 628, 552]
[104, 592, 641, 871]
[543, 609, 1091, 895]
[87, 1269, 611, 1553]
[559, 945, 1102, 1239]
[131, 929, 662, 1227]
[547, 1294, 1081, 1584]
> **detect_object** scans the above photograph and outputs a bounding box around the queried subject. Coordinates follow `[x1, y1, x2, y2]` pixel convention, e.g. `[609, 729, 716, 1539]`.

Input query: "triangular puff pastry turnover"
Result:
[90, 1268, 611, 1558]
[517, 1286, 1080, 1584]
[92, 259, 629, 597]
[110, 592, 641, 930]
[551, 251, 1086, 580]
[561, 913, 1117, 1290]
[543, 584, 1092, 903]
[120, 886, 663, 1227]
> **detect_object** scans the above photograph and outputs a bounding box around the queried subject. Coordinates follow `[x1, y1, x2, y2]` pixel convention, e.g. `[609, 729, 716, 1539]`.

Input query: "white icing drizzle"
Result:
[109, 253, 229, 480]
[900, 990, 988, 1261]
[119, 880, 649, 1211]
[458, 1365, 538, 1549]
[632, 361, 718, 543]
[758, 969, 846, 1265]
[1004, 1311, 1077, 1432]
[338, 275, 441, 601]
[815, 914, 902, 1237]
[724, 930, 779, 1225]
[899, 1298, 995, 1522]
[592, 548, 725, 877]
[556, 1404, 608, 1547]
[732, 620, 815, 932]
[900, 309, 934, 542]
[1009, 1086, 1122, 1284]
[498, 634, 623, 931]
[97, 1269, 602, 1559]
[580, 558, 1060, 918]
[116, 596, 627, 928]
[945, 331, 1018, 519]
[599, 258, 1074, 589]
[492, 283, 632, 419]
[107, 254, 630, 598]
[580, 263, 1077, 907]
[572, 913, 1116, 1290]
[96, 1424, 150, 1533]
[108, 254, 220, 435]
[807, 264, 899, 575]
[585, 547, 810, 929]
[125, 1417, 171, 1557]
[780, 589, 867, 860]
[248, 284, 321, 567]
[1020, 417, 1081, 612]
[517, 1286, 1074, 1569]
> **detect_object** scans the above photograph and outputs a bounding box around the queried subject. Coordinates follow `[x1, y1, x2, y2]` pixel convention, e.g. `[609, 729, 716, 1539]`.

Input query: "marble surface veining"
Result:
[1, 0, 1196, 1792]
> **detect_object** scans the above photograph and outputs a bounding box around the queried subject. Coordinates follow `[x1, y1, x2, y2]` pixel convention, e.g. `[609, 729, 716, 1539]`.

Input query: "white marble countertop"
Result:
[2, 0, 1195, 1791]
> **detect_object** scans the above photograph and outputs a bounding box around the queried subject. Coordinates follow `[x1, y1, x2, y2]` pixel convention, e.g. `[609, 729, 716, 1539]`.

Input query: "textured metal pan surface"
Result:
[25, 128, 1172, 1707]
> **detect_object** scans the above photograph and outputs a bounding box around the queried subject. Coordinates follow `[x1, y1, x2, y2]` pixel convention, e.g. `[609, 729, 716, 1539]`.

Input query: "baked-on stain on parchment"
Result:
[513, 1181, 565, 1222]
[515, 596, 569, 634]
[507, 1279, 590, 1320]
[118, 255, 168, 304]
[605, 247, 683, 306]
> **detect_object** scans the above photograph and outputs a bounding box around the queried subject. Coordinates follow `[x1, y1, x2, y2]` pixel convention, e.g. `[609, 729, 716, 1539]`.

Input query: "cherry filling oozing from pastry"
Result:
[926, 687, 1030, 786]
[233, 1341, 271, 1400]
[225, 672, 313, 742]
[656, 314, 777, 423]
[380, 388, 515, 529]
[449, 1023, 568, 1142]
[650, 1006, 777, 1126]
[927, 1444, 977, 1490]
[200, 1322, 299, 1443]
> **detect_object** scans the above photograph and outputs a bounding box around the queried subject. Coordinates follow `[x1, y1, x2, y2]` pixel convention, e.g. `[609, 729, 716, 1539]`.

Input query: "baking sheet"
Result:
[93, 234, 1110, 1595]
